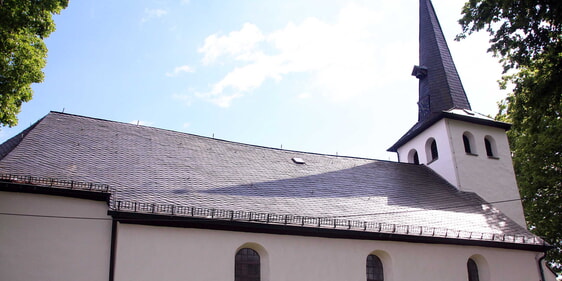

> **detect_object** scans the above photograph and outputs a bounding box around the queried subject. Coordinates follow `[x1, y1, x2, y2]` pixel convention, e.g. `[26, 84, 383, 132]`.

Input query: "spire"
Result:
[412, 0, 471, 122]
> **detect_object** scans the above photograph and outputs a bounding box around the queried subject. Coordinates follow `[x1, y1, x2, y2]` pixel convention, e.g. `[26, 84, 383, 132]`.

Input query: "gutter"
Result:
[108, 210, 551, 253]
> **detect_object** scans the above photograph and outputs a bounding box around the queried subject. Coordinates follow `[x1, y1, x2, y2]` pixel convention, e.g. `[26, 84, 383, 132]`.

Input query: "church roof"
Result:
[415, 0, 471, 121]
[0, 112, 544, 249]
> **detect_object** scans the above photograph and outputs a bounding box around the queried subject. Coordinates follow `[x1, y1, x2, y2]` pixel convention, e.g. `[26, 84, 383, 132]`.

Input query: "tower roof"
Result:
[388, 0, 510, 152]
[414, 0, 471, 121]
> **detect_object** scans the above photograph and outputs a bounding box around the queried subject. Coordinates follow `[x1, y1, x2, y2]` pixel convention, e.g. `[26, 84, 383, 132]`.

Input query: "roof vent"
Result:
[292, 157, 305, 164]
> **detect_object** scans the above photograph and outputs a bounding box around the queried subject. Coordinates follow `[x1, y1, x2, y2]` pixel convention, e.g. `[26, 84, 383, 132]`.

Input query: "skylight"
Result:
[292, 157, 305, 164]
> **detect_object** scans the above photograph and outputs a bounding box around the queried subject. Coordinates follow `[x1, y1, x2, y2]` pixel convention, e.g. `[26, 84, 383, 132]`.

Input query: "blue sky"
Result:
[0, 0, 509, 161]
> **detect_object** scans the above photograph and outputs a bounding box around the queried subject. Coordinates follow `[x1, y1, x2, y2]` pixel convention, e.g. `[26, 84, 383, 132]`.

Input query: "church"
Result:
[0, 0, 557, 280]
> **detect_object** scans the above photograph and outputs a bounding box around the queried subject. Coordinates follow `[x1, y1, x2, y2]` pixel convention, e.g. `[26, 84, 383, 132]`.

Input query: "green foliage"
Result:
[0, 0, 68, 127]
[458, 0, 561, 71]
[499, 60, 562, 273]
[459, 0, 562, 273]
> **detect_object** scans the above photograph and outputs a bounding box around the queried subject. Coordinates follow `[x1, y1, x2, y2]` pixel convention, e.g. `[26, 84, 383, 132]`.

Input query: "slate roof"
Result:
[416, 0, 471, 121]
[0, 112, 542, 246]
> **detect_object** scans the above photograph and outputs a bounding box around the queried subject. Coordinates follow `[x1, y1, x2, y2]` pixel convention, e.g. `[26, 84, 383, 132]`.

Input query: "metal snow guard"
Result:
[113, 200, 546, 246]
[0, 174, 110, 193]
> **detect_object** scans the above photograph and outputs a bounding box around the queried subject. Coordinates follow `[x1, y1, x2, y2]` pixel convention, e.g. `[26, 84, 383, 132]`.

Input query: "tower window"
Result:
[425, 138, 438, 162]
[484, 136, 497, 158]
[235, 248, 260, 281]
[463, 135, 471, 153]
[408, 149, 420, 164]
[484, 139, 492, 156]
[367, 254, 384, 281]
[463, 132, 476, 155]
[431, 140, 438, 160]
[467, 258, 480, 281]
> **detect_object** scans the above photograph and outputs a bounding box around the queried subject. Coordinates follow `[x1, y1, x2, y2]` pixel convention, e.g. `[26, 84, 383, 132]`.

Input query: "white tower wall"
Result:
[396, 118, 526, 227]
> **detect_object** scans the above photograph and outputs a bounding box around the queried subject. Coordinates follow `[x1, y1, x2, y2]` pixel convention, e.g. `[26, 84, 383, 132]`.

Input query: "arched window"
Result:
[425, 138, 438, 162]
[463, 134, 471, 153]
[408, 149, 420, 164]
[467, 258, 480, 281]
[431, 140, 438, 160]
[366, 254, 384, 281]
[484, 136, 496, 157]
[425, 138, 439, 163]
[235, 248, 260, 281]
[462, 132, 475, 154]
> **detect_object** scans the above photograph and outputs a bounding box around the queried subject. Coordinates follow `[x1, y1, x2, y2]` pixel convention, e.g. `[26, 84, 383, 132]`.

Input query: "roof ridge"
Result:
[47, 111, 395, 163]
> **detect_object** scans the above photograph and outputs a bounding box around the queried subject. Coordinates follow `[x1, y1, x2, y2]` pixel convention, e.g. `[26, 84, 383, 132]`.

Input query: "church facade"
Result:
[0, 1, 557, 281]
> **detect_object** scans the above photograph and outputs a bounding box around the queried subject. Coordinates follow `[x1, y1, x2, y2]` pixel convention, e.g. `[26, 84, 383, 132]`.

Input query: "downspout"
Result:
[537, 251, 547, 281]
[109, 218, 118, 281]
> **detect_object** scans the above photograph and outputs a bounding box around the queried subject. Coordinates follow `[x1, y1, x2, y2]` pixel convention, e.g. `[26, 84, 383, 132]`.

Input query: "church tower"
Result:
[388, 0, 526, 227]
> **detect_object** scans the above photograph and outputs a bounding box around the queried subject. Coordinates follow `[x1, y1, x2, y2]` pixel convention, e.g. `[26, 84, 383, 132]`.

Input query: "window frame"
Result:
[425, 138, 438, 163]
[235, 248, 261, 281]
[408, 149, 420, 164]
[484, 136, 498, 159]
[467, 258, 480, 281]
[462, 132, 477, 156]
[366, 254, 384, 281]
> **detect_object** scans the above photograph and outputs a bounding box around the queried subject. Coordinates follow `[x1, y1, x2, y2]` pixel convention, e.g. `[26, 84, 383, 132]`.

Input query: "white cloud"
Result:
[166, 65, 195, 77]
[195, 3, 394, 107]
[182, 122, 190, 128]
[195, 91, 242, 108]
[198, 23, 265, 65]
[142, 8, 168, 22]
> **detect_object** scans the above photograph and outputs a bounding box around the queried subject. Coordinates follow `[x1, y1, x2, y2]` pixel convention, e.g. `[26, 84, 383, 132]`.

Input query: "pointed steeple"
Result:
[389, 0, 526, 228]
[413, 0, 471, 122]
[388, 0, 510, 153]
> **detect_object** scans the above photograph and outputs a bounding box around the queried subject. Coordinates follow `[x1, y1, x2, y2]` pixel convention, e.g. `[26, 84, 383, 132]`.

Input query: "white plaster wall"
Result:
[396, 118, 526, 227]
[446, 119, 526, 227]
[0, 191, 112, 281]
[114, 224, 543, 281]
[396, 119, 458, 186]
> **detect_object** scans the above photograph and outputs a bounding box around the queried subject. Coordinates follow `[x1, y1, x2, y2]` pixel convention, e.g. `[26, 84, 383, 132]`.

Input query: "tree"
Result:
[458, 0, 562, 273]
[0, 0, 68, 127]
